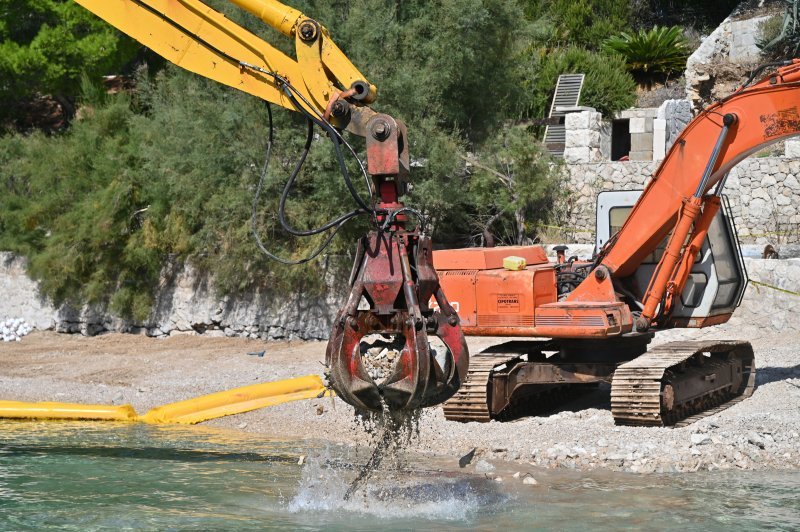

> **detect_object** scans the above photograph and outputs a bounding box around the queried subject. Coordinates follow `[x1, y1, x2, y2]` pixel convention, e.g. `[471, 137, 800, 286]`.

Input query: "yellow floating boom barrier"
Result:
[139, 374, 328, 424]
[0, 375, 329, 424]
[0, 401, 137, 421]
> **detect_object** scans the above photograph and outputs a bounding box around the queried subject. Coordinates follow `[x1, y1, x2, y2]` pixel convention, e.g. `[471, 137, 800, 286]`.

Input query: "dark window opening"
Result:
[611, 119, 630, 161]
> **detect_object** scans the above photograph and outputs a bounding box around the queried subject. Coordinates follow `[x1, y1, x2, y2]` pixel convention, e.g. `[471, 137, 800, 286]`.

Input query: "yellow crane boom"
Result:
[74, 0, 376, 121]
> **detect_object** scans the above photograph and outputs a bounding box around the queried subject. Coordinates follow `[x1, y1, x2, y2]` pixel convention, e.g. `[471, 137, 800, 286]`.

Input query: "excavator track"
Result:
[442, 349, 597, 423]
[611, 340, 755, 427]
[442, 353, 511, 422]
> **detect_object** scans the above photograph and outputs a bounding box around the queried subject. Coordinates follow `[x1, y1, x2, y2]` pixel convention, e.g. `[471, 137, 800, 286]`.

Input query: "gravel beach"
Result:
[2, 312, 799, 476]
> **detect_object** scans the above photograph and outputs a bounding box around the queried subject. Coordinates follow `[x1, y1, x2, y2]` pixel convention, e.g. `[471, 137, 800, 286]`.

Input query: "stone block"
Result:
[565, 129, 601, 149]
[565, 111, 602, 131]
[631, 132, 654, 152]
[619, 108, 658, 119]
[628, 150, 653, 161]
[629, 117, 652, 134]
[730, 17, 772, 62]
[563, 147, 591, 163]
[786, 139, 800, 158]
[653, 118, 667, 160]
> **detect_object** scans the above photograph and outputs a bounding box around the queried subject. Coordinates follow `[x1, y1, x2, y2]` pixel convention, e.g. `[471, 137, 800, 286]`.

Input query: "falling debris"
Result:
[459, 448, 477, 468]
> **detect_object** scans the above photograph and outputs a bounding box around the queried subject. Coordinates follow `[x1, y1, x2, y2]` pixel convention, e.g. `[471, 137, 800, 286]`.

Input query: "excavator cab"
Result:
[596, 190, 748, 328]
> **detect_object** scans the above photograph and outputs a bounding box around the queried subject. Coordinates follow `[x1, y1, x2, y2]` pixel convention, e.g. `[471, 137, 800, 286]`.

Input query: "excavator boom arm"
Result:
[74, 0, 376, 119]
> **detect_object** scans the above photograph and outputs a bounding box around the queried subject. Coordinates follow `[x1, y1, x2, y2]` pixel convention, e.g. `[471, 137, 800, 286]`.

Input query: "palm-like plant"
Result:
[603, 26, 690, 86]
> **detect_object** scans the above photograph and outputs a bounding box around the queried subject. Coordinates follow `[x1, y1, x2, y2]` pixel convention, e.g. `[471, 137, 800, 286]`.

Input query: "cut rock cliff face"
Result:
[3, 250, 800, 339]
[0, 252, 346, 341]
[685, 1, 784, 111]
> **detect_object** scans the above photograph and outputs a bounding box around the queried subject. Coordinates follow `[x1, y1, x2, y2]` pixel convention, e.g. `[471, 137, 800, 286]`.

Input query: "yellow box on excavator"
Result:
[503, 256, 527, 271]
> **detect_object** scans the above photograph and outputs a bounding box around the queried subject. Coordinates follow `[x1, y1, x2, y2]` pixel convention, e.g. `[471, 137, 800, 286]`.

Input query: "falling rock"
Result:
[459, 448, 477, 468]
[691, 433, 711, 446]
[523, 476, 538, 485]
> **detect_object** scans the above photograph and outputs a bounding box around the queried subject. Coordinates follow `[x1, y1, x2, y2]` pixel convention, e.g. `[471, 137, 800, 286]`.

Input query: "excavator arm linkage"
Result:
[73, 0, 469, 412]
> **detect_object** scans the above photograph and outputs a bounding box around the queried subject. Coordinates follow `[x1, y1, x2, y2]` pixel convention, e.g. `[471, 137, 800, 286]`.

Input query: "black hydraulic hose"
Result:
[251, 104, 359, 264]
[737, 60, 793, 92]
[277, 119, 366, 236]
[277, 86, 373, 214]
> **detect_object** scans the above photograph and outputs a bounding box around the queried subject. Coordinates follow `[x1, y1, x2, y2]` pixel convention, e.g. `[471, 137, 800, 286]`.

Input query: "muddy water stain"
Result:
[0, 421, 799, 530]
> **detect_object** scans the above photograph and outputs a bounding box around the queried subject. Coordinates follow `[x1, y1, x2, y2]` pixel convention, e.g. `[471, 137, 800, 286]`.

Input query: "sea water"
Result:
[0, 421, 798, 530]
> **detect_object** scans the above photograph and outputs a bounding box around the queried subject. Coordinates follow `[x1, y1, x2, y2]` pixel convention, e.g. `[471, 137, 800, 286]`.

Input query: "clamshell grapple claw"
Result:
[326, 231, 469, 412]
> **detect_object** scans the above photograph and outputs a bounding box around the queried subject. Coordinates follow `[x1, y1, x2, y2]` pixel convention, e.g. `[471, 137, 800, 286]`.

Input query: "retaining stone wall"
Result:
[0, 252, 344, 340]
[565, 157, 800, 246]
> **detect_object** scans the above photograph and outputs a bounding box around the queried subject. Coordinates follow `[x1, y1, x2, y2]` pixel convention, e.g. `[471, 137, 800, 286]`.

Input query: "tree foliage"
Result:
[543, 0, 631, 49]
[0, 0, 638, 318]
[464, 126, 565, 246]
[0, 0, 138, 123]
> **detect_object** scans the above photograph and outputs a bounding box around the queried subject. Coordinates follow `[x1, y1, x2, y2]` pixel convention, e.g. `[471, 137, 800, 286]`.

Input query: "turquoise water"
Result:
[1, 421, 799, 530]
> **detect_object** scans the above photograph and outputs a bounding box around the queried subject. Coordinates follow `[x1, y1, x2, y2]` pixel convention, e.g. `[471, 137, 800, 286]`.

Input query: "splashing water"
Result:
[288, 446, 494, 521]
[288, 407, 498, 520]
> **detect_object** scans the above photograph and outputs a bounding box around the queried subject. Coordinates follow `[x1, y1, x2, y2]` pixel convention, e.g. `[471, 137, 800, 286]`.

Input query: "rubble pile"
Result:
[1, 318, 32, 342]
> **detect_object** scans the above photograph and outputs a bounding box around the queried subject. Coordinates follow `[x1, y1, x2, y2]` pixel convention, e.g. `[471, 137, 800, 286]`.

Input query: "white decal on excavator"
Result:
[429, 298, 459, 313]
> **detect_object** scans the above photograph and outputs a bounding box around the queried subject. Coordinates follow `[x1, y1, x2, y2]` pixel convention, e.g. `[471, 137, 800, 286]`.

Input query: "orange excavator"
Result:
[74, 1, 797, 426]
[439, 62, 800, 426]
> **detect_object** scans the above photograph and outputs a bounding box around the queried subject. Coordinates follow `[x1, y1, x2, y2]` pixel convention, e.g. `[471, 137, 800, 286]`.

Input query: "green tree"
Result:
[0, 0, 138, 124]
[530, 0, 631, 49]
[463, 125, 564, 246]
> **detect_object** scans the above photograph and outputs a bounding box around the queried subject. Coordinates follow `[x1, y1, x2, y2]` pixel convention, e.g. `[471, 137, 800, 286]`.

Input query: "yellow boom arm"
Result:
[74, 0, 376, 119]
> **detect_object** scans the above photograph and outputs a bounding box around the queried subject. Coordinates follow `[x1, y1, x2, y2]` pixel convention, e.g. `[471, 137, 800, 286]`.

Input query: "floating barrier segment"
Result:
[0, 375, 329, 424]
[0, 401, 137, 421]
[139, 374, 329, 424]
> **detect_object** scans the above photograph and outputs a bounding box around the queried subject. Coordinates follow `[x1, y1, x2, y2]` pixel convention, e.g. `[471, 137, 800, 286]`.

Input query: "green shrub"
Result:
[519, 46, 637, 120]
[602, 26, 690, 86]
[544, 0, 630, 49]
[758, 2, 800, 59]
